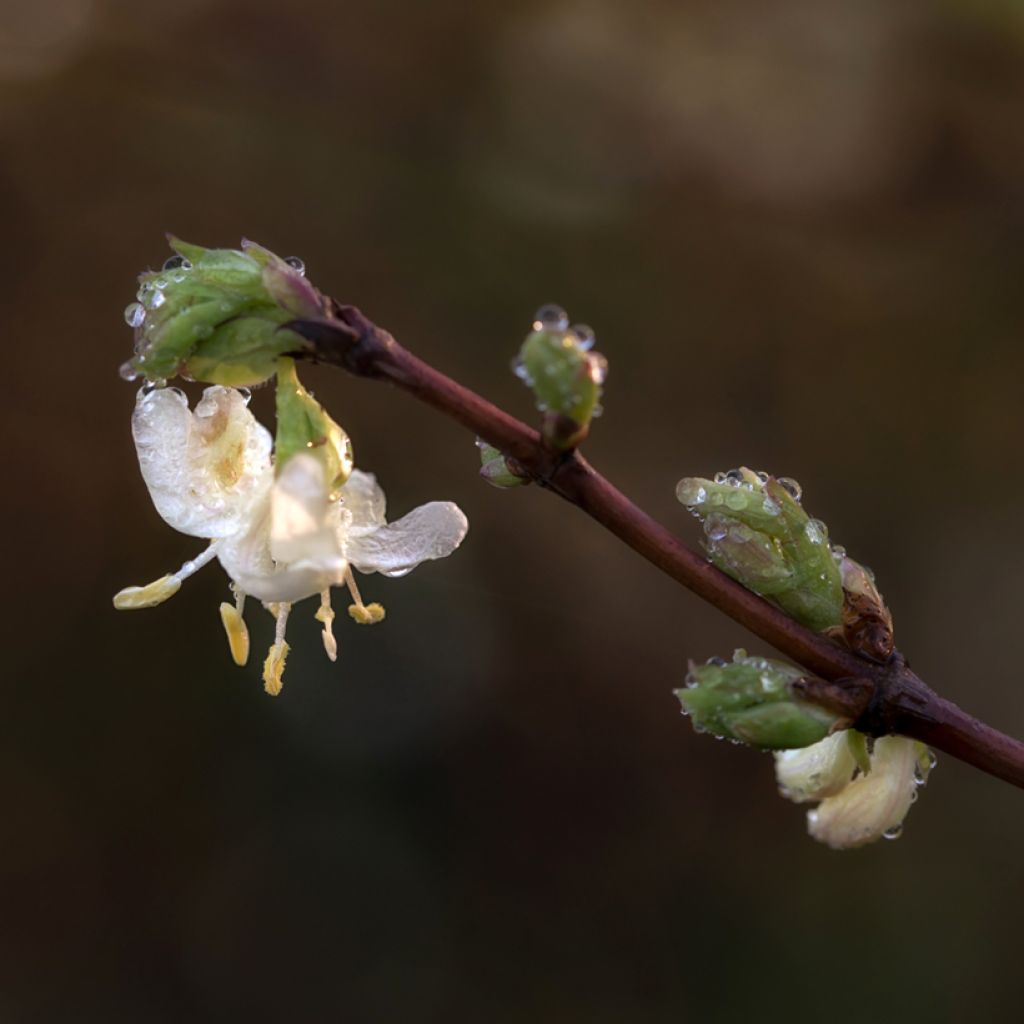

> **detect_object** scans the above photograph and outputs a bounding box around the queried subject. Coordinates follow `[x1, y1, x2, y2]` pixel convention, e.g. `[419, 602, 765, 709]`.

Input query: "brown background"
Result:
[3, 1, 1024, 1021]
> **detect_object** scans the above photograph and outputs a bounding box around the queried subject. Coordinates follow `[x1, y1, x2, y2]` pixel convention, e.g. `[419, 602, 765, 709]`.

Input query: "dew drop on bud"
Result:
[147, 289, 166, 310]
[706, 656, 727, 667]
[285, 256, 306, 276]
[162, 255, 185, 271]
[124, 302, 146, 328]
[724, 468, 744, 487]
[778, 476, 802, 501]
[882, 825, 903, 841]
[142, 378, 167, 394]
[118, 360, 139, 381]
[569, 323, 596, 351]
[532, 303, 569, 333]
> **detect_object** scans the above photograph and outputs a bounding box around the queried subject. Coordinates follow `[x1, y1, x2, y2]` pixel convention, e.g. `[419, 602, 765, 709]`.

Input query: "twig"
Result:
[286, 304, 1024, 790]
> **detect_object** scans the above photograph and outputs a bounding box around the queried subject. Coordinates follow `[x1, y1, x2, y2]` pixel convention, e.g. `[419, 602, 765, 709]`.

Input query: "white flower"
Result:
[776, 733, 933, 850]
[114, 385, 469, 694]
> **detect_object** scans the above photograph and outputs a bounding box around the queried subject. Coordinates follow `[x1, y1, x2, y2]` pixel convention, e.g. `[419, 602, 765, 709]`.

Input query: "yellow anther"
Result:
[315, 590, 338, 661]
[219, 602, 250, 666]
[262, 641, 290, 696]
[113, 574, 182, 610]
[348, 602, 386, 625]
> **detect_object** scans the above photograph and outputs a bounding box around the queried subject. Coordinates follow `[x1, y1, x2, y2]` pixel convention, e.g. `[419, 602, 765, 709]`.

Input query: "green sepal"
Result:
[274, 357, 353, 492]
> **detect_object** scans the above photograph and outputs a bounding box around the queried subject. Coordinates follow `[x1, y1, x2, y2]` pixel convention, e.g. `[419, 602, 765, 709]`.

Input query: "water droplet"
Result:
[172, 271, 188, 283]
[147, 289, 166, 310]
[532, 303, 569, 333]
[154, 276, 169, 290]
[927, 750, 938, 770]
[141, 378, 167, 394]
[724, 468, 744, 487]
[882, 825, 903, 840]
[706, 656, 727, 667]
[285, 256, 306, 276]
[706, 520, 729, 542]
[124, 302, 146, 328]
[569, 323, 596, 351]
[511, 358, 533, 385]
[237, 387, 252, 405]
[713, 472, 727, 484]
[692, 486, 707, 505]
[592, 402, 604, 418]
[162, 255, 186, 271]
[762, 497, 781, 516]
[778, 477, 802, 501]
[588, 353, 608, 385]
[831, 544, 847, 561]
[381, 567, 412, 578]
[756, 470, 770, 483]
[724, 490, 747, 510]
[804, 520, 826, 545]
[118, 360, 139, 381]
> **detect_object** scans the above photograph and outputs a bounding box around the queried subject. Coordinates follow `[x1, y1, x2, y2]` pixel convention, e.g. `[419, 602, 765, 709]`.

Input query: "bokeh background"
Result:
[3, 1, 1024, 1020]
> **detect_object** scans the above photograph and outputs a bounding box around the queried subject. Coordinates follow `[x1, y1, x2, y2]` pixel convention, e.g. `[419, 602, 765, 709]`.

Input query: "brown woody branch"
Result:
[287, 304, 1024, 791]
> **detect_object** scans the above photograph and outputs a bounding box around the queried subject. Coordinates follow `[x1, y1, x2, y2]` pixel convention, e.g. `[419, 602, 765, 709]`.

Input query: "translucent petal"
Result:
[345, 501, 469, 576]
[132, 386, 272, 538]
[215, 459, 347, 604]
[807, 736, 922, 850]
[775, 732, 857, 803]
[340, 469, 387, 533]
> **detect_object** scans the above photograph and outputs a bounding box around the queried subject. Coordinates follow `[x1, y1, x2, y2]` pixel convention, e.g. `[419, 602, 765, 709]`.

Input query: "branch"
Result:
[287, 304, 1024, 791]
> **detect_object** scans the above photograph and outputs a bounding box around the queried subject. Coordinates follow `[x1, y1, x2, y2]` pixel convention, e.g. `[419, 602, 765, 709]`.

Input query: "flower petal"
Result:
[775, 731, 857, 803]
[216, 454, 348, 603]
[807, 736, 923, 850]
[340, 469, 387, 533]
[345, 501, 469, 577]
[132, 385, 272, 538]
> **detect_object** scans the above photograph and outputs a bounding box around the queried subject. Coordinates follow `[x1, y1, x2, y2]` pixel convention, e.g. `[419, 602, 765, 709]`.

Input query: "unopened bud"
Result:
[675, 649, 842, 750]
[476, 440, 529, 489]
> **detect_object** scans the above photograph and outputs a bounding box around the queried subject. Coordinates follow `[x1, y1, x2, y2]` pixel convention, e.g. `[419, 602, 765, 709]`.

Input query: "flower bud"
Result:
[513, 307, 607, 450]
[675, 649, 842, 750]
[836, 553, 894, 662]
[121, 237, 327, 386]
[677, 468, 844, 632]
[274, 357, 353, 494]
[476, 440, 528, 489]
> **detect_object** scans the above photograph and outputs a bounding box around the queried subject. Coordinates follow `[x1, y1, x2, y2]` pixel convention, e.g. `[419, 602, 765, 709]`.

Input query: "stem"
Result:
[288, 305, 1024, 791]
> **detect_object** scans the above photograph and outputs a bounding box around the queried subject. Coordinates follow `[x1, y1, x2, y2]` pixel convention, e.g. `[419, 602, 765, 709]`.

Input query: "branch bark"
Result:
[287, 304, 1024, 791]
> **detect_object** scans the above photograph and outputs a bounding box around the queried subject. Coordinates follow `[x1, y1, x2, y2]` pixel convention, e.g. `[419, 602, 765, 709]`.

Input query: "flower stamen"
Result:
[262, 601, 291, 696]
[315, 589, 338, 661]
[219, 587, 250, 666]
[113, 543, 218, 610]
[344, 566, 386, 625]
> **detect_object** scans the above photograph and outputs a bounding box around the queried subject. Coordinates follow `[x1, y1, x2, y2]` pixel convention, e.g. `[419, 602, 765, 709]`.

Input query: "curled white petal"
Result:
[132, 386, 272, 538]
[807, 736, 922, 850]
[340, 469, 387, 533]
[345, 501, 469, 577]
[775, 732, 856, 804]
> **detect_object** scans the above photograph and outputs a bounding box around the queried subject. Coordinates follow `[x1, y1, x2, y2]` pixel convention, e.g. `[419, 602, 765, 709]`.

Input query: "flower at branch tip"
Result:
[776, 734, 934, 850]
[675, 649, 841, 750]
[114, 379, 469, 695]
[512, 304, 607, 450]
[120, 237, 326, 387]
[676, 467, 844, 633]
[476, 439, 528, 489]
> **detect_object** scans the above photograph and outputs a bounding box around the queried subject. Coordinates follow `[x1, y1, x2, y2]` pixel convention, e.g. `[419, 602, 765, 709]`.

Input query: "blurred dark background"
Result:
[3, 1, 1024, 1020]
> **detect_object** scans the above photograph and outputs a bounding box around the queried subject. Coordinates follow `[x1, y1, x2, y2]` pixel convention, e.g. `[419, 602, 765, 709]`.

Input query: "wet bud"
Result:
[121, 237, 327, 386]
[274, 357, 353, 493]
[514, 307, 607, 450]
[476, 440, 528, 489]
[676, 468, 844, 632]
[674, 649, 842, 750]
[836, 554, 894, 662]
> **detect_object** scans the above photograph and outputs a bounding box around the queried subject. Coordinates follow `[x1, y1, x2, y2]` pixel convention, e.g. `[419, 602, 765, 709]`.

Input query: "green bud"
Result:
[675, 649, 841, 750]
[513, 307, 607, 450]
[834, 551, 894, 662]
[120, 237, 326, 386]
[677, 468, 844, 632]
[476, 440, 528, 489]
[274, 357, 353, 493]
